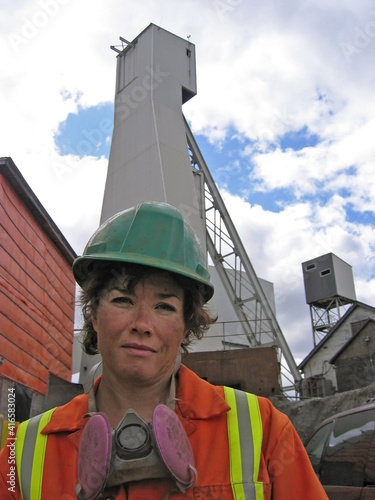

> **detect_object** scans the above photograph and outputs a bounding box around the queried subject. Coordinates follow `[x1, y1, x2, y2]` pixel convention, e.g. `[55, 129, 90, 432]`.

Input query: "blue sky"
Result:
[55, 104, 114, 159]
[2, 0, 375, 367]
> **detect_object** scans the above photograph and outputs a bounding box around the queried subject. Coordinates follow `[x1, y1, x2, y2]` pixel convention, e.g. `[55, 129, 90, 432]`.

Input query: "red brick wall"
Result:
[0, 175, 75, 395]
[183, 347, 281, 396]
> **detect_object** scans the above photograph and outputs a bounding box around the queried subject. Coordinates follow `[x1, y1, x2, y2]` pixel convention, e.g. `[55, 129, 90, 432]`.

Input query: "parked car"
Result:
[304, 400, 375, 499]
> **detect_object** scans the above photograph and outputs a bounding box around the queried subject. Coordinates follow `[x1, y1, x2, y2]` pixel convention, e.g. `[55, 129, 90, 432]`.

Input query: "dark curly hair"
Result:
[78, 262, 217, 356]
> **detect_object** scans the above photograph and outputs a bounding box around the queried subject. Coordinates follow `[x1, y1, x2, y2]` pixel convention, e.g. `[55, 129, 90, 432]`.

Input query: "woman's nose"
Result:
[131, 306, 152, 334]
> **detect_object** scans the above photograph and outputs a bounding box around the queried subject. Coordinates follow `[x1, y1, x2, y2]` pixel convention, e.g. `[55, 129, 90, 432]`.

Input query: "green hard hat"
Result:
[73, 201, 214, 302]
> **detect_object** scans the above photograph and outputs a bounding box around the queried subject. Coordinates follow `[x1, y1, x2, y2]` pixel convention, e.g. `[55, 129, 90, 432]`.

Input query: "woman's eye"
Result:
[157, 303, 176, 312]
[112, 296, 132, 304]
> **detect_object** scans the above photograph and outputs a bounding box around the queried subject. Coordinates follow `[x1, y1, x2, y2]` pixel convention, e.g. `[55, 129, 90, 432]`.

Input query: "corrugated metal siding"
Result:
[0, 175, 75, 395]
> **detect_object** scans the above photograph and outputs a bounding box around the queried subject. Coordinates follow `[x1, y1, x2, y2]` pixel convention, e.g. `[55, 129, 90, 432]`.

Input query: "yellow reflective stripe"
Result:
[15, 408, 56, 500]
[224, 387, 243, 487]
[224, 387, 264, 500]
[30, 409, 55, 499]
[15, 419, 27, 500]
[246, 392, 263, 484]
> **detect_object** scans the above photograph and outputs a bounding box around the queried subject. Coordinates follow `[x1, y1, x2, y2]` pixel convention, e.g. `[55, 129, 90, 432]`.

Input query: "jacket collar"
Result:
[176, 364, 230, 419]
[41, 392, 89, 434]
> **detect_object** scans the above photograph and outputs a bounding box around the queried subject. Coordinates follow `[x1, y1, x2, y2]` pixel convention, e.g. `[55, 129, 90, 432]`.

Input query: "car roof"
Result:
[305, 399, 375, 443]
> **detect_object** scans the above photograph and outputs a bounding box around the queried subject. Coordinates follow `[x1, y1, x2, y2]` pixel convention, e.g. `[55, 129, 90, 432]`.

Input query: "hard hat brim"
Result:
[73, 253, 214, 302]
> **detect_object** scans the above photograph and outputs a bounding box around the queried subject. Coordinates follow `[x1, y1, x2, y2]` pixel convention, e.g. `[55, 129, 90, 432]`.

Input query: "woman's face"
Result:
[92, 270, 188, 387]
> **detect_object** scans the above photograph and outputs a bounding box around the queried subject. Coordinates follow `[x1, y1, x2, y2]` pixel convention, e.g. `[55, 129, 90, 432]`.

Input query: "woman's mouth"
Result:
[121, 343, 155, 356]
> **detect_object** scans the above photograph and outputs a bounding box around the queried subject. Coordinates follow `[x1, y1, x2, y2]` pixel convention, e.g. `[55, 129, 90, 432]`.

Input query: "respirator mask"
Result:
[75, 371, 197, 500]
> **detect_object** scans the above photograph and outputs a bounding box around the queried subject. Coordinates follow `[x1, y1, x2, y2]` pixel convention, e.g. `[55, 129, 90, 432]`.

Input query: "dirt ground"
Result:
[270, 382, 375, 442]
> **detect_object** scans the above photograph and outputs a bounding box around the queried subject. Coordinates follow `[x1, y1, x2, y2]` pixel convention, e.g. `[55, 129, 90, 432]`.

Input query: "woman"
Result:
[0, 201, 328, 499]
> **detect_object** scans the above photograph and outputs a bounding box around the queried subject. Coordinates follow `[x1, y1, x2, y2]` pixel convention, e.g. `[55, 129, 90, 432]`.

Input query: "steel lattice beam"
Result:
[184, 116, 301, 390]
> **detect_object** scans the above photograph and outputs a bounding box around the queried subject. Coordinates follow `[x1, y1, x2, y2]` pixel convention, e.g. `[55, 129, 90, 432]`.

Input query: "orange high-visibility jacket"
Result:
[0, 365, 328, 499]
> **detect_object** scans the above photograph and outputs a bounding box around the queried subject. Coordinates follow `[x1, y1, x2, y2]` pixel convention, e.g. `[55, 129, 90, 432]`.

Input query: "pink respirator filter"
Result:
[153, 404, 196, 488]
[76, 413, 112, 500]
